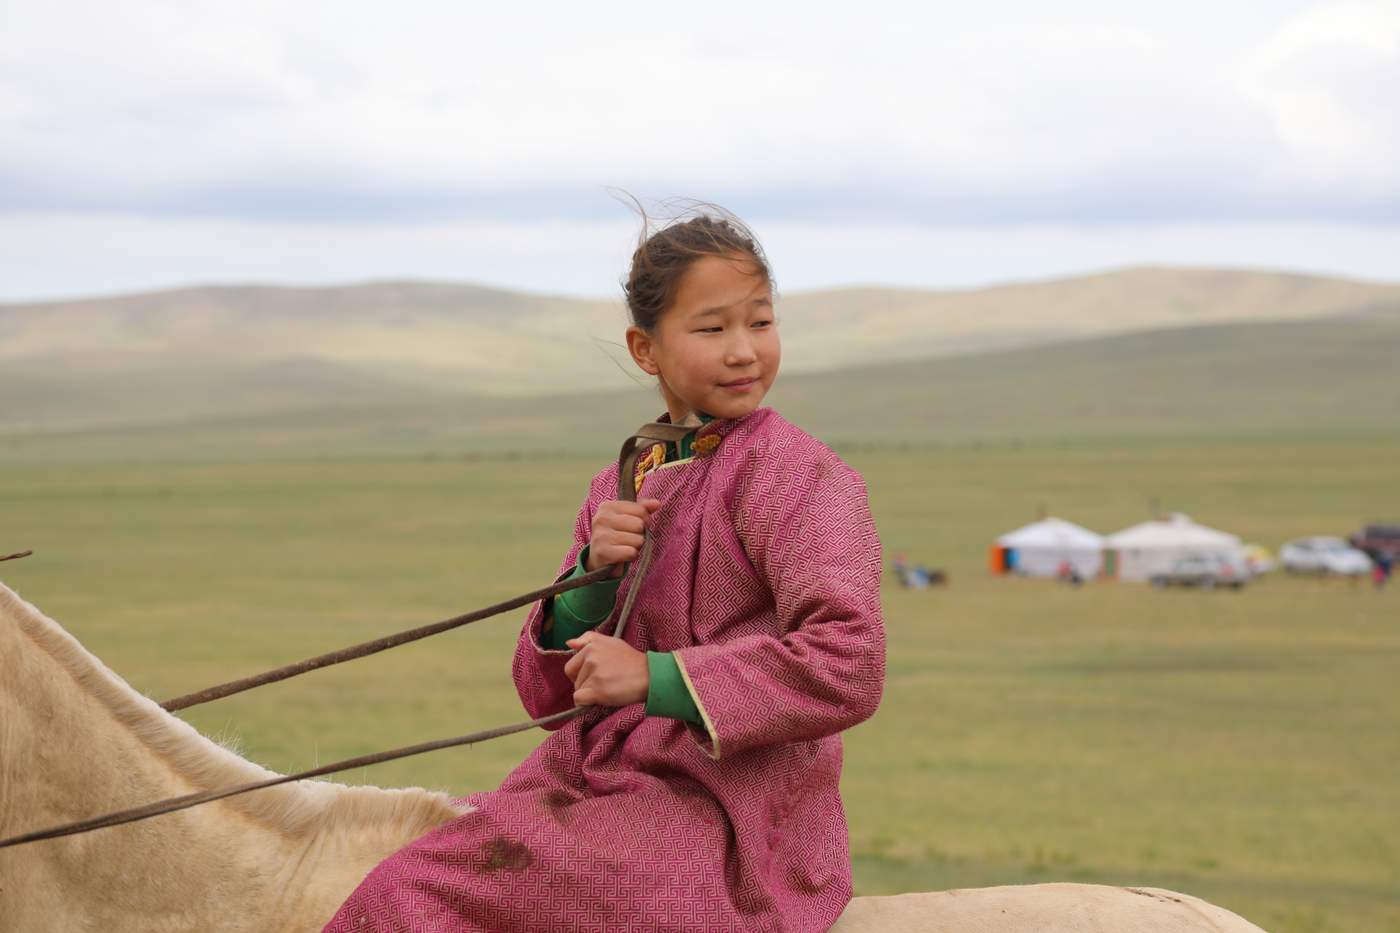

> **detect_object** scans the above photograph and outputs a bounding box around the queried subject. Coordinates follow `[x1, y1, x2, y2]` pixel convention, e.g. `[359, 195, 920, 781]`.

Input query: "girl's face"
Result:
[626, 253, 780, 424]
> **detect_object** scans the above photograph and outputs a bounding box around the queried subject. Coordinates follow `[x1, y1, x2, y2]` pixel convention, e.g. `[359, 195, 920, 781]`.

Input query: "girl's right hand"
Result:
[586, 498, 662, 576]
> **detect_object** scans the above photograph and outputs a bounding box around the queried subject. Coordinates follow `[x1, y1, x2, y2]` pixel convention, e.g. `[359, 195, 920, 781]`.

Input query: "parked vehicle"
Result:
[1349, 523, 1400, 561]
[1150, 553, 1248, 590]
[1280, 537, 1373, 576]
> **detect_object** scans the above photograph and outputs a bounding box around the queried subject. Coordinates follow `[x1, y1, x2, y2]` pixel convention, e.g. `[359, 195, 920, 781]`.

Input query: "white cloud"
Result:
[2, 2, 1398, 297]
[1240, 0, 1400, 191]
[3, 1, 1394, 221]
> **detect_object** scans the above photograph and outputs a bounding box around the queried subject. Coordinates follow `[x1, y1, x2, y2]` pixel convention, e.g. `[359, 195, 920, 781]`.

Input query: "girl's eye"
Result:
[751, 319, 773, 328]
[696, 326, 723, 334]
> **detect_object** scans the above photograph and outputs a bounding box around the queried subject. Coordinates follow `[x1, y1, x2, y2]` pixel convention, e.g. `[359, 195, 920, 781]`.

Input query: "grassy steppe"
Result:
[6, 269, 1396, 418]
[2, 433, 1397, 931]
[5, 314, 1399, 462]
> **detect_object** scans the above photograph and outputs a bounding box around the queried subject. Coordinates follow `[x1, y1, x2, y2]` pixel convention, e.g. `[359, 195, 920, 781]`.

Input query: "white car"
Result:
[1150, 553, 1248, 589]
[1280, 537, 1373, 576]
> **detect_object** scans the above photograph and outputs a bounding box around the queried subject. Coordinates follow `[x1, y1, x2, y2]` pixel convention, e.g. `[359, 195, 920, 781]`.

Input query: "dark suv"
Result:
[1350, 524, 1400, 561]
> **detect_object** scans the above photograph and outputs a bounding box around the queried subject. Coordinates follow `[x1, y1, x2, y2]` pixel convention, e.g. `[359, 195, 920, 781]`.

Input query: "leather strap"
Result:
[160, 422, 697, 712]
[0, 708, 585, 849]
[615, 422, 693, 502]
[0, 422, 699, 848]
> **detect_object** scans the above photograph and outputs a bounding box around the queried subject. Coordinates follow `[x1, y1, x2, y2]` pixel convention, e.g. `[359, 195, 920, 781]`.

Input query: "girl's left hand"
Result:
[563, 631, 648, 707]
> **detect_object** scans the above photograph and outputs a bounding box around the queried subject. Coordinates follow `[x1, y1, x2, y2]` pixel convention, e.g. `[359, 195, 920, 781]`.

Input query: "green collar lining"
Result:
[668, 411, 715, 462]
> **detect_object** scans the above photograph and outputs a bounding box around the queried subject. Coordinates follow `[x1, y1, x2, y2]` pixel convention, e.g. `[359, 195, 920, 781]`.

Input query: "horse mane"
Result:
[0, 580, 466, 839]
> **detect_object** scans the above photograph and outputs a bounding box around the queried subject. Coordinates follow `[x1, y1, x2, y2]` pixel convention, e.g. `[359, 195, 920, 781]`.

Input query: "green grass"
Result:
[2, 433, 1398, 931]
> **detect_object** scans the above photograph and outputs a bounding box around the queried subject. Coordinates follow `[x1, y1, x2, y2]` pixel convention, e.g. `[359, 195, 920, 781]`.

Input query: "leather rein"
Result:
[0, 422, 693, 850]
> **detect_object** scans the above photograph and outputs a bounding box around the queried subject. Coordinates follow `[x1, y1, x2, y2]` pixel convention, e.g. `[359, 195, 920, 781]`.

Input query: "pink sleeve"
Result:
[510, 466, 615, 726]
[674, 450, 885, 759]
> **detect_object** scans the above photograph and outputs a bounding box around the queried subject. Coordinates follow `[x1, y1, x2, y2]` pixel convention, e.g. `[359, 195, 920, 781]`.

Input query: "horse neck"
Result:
[0, 581, 466, 932]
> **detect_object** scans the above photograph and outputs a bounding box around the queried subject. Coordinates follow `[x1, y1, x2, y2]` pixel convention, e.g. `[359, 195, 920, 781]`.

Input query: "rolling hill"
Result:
[3, 267, 1397, 436]
[4, 313, 1396, 463]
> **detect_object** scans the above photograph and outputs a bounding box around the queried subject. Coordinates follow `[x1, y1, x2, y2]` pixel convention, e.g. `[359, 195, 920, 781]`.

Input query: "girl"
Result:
[325, 209, 885, 932]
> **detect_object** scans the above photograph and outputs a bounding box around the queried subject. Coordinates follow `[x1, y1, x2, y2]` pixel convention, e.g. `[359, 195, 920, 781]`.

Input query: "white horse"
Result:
[0, 580, 1268, 932]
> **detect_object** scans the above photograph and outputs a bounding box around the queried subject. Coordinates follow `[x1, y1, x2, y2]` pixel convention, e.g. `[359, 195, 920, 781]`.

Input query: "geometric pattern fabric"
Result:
[323, 407, 886, 932]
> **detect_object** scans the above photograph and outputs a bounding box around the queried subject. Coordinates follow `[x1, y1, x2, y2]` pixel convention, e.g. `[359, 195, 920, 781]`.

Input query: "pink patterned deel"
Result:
[323, 407, 886, 933]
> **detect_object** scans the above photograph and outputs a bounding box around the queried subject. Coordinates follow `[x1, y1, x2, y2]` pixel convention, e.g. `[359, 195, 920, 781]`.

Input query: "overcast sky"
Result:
[3, 0, 1398, 300]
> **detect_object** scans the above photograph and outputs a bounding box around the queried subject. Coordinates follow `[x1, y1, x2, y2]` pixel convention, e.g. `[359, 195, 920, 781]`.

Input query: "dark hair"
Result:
[622, 200, 772, 332]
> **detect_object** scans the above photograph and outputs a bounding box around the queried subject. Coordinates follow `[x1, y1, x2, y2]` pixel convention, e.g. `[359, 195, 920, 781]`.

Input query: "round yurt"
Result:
[1104, 513, 1244, 582]
[990, 517, 1105, 578]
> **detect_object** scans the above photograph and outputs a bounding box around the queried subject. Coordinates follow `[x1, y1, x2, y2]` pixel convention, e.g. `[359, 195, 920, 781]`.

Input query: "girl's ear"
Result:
[626, 325, 661, 376]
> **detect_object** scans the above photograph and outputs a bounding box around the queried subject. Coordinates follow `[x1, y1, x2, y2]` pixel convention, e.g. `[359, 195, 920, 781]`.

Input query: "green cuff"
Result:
[645, 652, 703, 724]
[544, 546, 620, 650]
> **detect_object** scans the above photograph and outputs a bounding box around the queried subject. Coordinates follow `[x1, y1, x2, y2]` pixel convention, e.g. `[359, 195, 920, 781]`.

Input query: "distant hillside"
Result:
[770, 314, 1400, 442]
[4, 314, 1395, 463]
[2, 357, 439, 433]
[2, 268, 1396, 432]
[774, 267, 1400, 368]
[0, 281, 626, 400]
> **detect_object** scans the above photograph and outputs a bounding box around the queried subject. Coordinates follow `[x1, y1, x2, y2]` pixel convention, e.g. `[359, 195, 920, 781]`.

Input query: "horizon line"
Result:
[7, 261, 1400, 307]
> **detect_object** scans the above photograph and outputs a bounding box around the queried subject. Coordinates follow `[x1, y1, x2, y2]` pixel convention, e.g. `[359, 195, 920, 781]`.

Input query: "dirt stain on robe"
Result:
[479, 836, 534, 872]
[541, 789, 577, 824]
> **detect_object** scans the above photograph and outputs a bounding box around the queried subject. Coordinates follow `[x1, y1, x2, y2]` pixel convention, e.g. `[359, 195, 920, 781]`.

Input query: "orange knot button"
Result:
[634, 443, 667, 493]
[693, 434, 720, 456]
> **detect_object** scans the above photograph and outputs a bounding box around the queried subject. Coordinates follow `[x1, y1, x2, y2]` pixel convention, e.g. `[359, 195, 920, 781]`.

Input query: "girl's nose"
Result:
[724, 332, 758, 365]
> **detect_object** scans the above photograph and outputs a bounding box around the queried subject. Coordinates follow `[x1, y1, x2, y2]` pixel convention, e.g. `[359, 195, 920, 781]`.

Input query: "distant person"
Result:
[1057, 559, 1083, 587]
[894, 551, 917, 588]
[1375, 552, 1394, 589]
[894, 552, 940, 588]
[325, 206, 885, 932]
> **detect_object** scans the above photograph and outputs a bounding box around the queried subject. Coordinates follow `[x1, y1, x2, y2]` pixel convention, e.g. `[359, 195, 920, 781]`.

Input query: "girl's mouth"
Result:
[720, 378, 757, 390]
